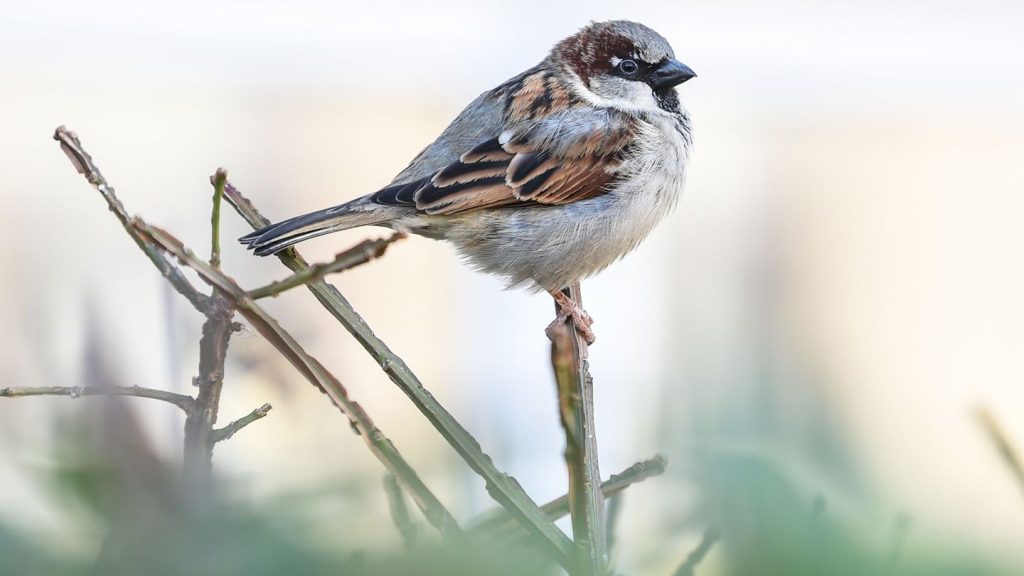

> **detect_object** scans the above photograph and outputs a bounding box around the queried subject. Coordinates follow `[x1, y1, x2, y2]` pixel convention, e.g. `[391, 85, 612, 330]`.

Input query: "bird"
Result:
[241, 20, 695, 344]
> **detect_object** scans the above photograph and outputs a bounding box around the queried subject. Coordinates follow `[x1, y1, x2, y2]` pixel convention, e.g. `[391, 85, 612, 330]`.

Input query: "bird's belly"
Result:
[430, 185, 678, 292]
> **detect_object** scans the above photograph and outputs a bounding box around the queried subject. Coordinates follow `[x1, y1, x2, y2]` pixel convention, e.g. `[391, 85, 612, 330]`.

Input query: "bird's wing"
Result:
[373, 107, 637, 215]
[386, 68, 541, 186]
[418, 109, 635, 214]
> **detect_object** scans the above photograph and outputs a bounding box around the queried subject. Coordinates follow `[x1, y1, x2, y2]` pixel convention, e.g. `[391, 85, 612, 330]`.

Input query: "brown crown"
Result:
[551, 22, 639, 86]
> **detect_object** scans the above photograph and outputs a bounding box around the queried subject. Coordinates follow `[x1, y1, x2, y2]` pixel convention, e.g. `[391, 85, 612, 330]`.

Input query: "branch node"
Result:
[211, 403, 273, 443]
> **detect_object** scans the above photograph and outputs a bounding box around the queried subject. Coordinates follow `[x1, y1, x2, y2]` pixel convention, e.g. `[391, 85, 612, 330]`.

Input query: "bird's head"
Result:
[551, 20, 695, 114]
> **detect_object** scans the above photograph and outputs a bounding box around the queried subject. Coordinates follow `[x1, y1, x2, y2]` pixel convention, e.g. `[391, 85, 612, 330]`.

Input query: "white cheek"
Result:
[623, 82, 660, 111]
[587, 77, 662, 113]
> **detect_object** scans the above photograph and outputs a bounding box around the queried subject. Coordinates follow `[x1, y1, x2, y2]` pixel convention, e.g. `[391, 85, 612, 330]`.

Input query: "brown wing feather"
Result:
[413, 70, 636, 215]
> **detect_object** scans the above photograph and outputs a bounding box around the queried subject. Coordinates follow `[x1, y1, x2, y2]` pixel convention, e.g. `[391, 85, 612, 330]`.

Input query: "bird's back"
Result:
[388, 71, 534, 185]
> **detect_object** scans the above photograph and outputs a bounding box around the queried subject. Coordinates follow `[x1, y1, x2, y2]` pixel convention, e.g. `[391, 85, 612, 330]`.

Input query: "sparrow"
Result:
[241, 20, 695, 344]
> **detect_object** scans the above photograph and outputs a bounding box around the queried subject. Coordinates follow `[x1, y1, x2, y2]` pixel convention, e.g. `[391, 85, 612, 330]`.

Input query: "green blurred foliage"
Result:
[1, 430, 1011, 576]
[2, 375, 1017, 576]
[0, 405, 559, 576]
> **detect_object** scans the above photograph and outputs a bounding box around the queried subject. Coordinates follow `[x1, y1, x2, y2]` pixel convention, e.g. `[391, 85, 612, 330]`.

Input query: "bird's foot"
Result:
[546, 290, 596, 345]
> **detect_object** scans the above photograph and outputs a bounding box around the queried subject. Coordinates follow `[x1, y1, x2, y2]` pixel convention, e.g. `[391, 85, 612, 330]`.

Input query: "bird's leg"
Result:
[546, 289, 596, 345]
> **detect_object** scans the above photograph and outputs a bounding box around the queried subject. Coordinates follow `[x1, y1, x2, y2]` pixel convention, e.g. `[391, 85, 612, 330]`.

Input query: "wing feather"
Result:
[376, 67, 637, 215]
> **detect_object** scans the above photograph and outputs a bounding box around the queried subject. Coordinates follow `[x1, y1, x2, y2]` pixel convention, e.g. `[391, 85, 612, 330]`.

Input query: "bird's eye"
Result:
[617, 59, 639, 75]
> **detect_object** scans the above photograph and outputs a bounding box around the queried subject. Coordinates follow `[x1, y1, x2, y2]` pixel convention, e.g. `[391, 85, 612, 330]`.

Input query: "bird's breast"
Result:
[610, 112, 692, 238]
[412, 113, 692, 292]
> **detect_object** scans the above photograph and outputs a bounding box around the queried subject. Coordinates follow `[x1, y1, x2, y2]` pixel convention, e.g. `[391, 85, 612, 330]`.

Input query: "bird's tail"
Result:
[239, 198, 394, 256]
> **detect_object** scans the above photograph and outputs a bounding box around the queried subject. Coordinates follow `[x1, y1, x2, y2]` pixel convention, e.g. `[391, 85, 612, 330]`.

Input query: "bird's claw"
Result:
[547, 291, 596, 345]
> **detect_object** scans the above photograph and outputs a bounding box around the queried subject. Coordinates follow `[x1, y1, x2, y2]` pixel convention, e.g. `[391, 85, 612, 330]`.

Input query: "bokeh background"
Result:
[2, 0, 1023, 574]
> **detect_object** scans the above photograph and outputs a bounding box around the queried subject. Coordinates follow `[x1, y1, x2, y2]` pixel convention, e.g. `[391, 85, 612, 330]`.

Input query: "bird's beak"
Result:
[648, 58, 697, 90]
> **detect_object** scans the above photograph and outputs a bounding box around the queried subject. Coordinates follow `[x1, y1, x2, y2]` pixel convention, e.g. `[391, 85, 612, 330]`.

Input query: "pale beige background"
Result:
[1, 0, 1023, 573]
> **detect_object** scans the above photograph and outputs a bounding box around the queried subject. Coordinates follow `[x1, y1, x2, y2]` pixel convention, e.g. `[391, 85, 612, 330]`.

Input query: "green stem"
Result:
[210, 168, 227, 269]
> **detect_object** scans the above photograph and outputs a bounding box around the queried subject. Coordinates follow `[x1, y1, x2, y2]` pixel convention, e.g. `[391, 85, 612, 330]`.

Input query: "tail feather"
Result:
[240, 199, 392, 256]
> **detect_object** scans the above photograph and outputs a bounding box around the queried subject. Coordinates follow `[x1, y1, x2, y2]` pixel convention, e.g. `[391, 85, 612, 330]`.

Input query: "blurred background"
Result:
[2, 0, 1023, 574]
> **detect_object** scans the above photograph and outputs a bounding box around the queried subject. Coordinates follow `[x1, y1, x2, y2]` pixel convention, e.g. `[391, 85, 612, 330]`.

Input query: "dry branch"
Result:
[53, 127, 458, 540]
[471, 455, 666, 541]
[550, 284, 606, 575]
[53, 126, 210, 314]
[222, 179, 575, 566]
[136, 222, 462, 539]
[185, 166, 235, 484]
[247, 233, 405, 300]
[183, 294, 235, 482]
[212, 403, 273, 443]
[0, 385, 193, 411]
[54, 128, 244, 487]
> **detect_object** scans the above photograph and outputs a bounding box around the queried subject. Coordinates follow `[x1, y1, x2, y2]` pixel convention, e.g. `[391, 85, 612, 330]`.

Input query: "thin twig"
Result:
[134, 220, 462, 539]
[0, 385, 193, 412]
[976, 406, 1024, 498]
[182, 168, 237, 485]
[671, 526, 720, 576]
[471, 455, 666, 540]
[53, 126, 210, 314]
[550, 283, 606, 575]
[222, 178, 574, 566]
[51, 130, 457, 538]
[211, 403, 273, 443]
[210, 168, 227, 269]
[383, 474, 419, 548]
[247, 233, 405, 300]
